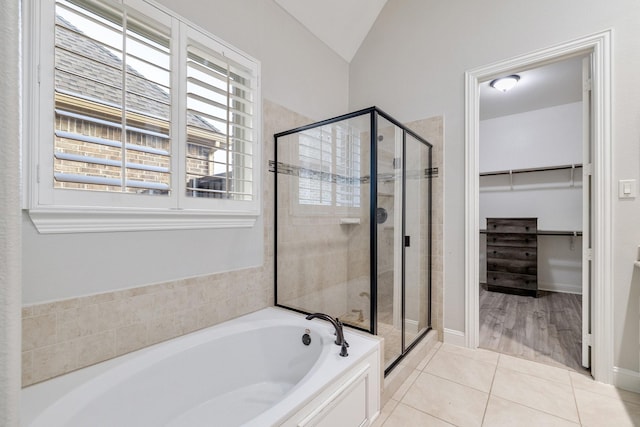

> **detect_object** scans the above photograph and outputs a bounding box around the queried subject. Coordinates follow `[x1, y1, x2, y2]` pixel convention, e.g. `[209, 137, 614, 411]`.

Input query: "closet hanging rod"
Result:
[479, 229, 582, 236]
[479, 163, 583, 177]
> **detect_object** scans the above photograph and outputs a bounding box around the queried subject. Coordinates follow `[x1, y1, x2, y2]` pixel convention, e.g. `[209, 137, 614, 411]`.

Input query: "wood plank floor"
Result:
[479, 284, 588, 372]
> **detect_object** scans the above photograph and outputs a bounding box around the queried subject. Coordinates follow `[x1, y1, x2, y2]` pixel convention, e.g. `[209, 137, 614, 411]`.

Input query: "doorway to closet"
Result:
[477, 55, 590, 372]
[475, 52, 595, 376]
[465, 31, 613, 384]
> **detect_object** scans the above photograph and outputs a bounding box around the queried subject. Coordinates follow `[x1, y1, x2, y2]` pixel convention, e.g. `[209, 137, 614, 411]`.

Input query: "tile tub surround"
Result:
[22, 267, 272, 387]
[373, 343, 640, 427]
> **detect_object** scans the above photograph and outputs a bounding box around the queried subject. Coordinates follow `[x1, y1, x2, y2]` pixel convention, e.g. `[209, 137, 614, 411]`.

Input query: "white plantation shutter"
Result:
[53, 0, 172, 195]
[29, 0, 261, 231]
[185, 42, 256, 201]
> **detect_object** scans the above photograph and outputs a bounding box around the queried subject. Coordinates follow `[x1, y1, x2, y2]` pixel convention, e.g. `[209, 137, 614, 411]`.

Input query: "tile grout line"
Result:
[491, 362, 582, 424]
[480, 353, 501, 426]
[394, 347, 462, 427]
[569, 372, 584, 426]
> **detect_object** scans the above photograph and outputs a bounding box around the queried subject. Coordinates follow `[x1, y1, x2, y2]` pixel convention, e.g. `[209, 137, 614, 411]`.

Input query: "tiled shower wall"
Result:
[21, 102, 444, 386]
[405, 116, 444, 339]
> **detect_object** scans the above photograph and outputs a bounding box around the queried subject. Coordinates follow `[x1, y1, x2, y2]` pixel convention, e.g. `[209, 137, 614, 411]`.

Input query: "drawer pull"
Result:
[525, 252, 530, 257]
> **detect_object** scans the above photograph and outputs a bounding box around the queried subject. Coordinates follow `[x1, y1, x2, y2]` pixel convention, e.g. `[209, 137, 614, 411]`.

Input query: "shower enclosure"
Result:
[273, 107, 432, 373]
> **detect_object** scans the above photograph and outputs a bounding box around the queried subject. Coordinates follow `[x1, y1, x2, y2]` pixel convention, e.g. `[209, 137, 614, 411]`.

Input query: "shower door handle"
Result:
[404, 236, 410, 247]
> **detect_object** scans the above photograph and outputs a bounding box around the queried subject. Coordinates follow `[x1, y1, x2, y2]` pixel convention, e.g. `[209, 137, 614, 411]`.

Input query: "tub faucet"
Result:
[305, 313, 349, 357]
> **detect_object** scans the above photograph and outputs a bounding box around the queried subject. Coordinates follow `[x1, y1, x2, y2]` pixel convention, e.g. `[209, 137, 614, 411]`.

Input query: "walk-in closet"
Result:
[478, 55, 590, 372]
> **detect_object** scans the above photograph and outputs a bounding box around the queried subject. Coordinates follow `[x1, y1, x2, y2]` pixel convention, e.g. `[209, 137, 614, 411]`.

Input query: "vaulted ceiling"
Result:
[274, 1, 583, 119]
[273, 0, 387, 63]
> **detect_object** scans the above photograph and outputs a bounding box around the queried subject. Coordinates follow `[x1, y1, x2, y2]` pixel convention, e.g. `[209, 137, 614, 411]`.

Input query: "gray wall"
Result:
[349, 0, 640, 373]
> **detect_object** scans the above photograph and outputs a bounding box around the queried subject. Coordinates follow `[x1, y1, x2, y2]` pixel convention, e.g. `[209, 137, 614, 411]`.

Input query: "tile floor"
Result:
[373, 342, 640, 427]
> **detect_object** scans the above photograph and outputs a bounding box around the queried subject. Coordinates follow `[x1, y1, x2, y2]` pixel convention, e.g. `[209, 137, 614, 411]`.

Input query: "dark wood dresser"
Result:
[486, 218, 538, 297]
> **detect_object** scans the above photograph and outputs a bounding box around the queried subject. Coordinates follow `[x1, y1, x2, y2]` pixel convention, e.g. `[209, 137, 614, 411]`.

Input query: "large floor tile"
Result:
[439, 342, 499, 364]
[570, 371, 640, 405]
[483, 396, 579, 427]
[491, 367, 579, 423]
[401, 372, 488, 427]
[416, 342, 441, 371]
[391, 368, 420, 401]
[498, 353, 571, 385]
[574, 388, 640, 427]
[382, 403, 454, 427]
[424, 348, 496, 392]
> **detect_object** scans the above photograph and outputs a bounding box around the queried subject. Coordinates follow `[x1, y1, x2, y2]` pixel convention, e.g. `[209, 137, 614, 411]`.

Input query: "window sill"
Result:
[27, 207, 259, 234]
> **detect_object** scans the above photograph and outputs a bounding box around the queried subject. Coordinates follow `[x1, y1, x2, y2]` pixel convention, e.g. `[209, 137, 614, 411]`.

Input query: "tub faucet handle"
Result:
[305, 312, 349, 357]
[336, 318, 349, 348]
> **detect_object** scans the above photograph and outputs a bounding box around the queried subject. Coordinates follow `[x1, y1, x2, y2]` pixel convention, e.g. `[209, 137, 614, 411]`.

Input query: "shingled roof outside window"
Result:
[53, 0, 248, 199]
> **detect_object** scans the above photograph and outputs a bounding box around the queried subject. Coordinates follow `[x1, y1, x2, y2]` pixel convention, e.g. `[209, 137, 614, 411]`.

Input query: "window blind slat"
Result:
[54, 173, 170, 190]
[55, 152, 170, 173]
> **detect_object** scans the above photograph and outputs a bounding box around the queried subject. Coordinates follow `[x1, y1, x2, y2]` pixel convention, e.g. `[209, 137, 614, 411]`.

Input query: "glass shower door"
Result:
[403, 133, 431, 347]
[376, 117, 403, 370]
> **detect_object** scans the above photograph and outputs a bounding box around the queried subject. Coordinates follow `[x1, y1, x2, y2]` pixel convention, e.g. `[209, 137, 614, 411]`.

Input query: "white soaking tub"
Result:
[22, 307, 381, 427]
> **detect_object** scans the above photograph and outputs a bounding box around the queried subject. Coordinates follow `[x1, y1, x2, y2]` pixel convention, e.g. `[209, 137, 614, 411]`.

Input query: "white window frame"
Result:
[23, 0, 262, 233]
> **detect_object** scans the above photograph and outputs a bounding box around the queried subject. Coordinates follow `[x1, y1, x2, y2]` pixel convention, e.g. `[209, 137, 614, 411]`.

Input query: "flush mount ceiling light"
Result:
[489, 74, 520, 92]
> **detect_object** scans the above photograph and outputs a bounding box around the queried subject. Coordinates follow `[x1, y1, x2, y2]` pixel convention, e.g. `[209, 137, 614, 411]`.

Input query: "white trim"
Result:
[612, 367, 640, 394]
[28, 207, 257, 234]
[443, 328, 466, 347]
[538, 282, 582, 295]
[464, 30, 613, 383]
[24, 0, 262, 230]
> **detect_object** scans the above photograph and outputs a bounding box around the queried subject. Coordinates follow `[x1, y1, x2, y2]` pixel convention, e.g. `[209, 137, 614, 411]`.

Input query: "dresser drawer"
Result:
[486, 233, 537, 247]
[487, 218, 537, 234]
[487, 272, 537, 290]
[486, 258, 537, 275]
[486, 246, 537, 262]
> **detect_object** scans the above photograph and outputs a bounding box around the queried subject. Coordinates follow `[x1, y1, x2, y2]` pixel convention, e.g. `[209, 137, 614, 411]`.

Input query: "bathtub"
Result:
[22, 307, 381, 426]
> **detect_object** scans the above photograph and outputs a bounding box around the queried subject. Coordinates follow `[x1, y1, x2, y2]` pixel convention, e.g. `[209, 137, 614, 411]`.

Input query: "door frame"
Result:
[464, 30, 613, 383]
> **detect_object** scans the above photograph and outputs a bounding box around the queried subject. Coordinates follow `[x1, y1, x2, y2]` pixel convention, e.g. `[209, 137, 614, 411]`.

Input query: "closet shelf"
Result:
[479, 163, 583, 177]
[480, 229, 582, 237]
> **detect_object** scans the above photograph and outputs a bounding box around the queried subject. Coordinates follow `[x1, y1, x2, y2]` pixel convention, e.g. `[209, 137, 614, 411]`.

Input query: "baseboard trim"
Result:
[538, 281, 582, 295]
[613, 366, 640, 393]
[444, 328, 466, 347]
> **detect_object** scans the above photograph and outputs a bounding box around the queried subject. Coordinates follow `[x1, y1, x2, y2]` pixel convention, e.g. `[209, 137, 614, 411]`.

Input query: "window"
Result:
[297, 123, 361, 211]
[25, 0, 261, 232]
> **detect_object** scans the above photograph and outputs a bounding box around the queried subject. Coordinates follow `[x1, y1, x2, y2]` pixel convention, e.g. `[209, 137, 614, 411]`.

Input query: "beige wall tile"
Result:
[22, 351, 33, 387]
[31, 341, 78, 384]
[22, 313, 57, 351]
[76, 330, 116, 367]
[116, 323, 149, 355]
